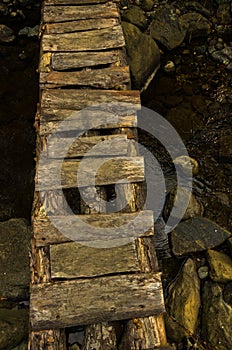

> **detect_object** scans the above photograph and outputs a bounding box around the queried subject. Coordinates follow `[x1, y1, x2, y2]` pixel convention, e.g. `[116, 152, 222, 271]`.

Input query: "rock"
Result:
[0, 308, 28, 350]
[164, 61, 175, 73]
[227, 237, 232, 257]
[121, 5, 147, 31]
[182, 1, 211, 18]
[211, 46, 232, 71]
[216, 24, 232, 42]
[18, 25, 39, 37]
[216, 3, 231, 24]
[198, 266, 209, 279]
[141, 0, 154, 12]
[202, 281, 232, 350]
[11, 340, 28, 350]
[0, 219, 30, 300]
[207, 250, 232, 283]
[219, 129, 232, 159]
[0, 24, 15, 43]
[173, 156, 199, 176]
[122, 21, 160, 89]
[165, 259, 200, 342]
[223, 282, 232, 307]
[0, 4, 9, 16]
[149, 5, 187, 50]
[180, 12, 211, 38]
[171, 217, 231, 256]
[69, 345, 81, 350]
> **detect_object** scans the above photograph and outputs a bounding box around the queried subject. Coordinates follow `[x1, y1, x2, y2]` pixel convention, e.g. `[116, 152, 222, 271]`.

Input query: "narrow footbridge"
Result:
[29, 0, 169, 348]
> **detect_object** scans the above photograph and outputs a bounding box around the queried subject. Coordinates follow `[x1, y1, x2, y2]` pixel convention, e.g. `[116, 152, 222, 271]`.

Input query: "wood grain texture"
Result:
[50, 241, 140, 278]
[42, 26, 125, 52]
[43, 3, 119, 23]
[33, 210, 154, 247]
[45, 18, 119, 34]
[51, 50, 121, 70]
[40, 66, 130, 89]
[45, 0, 118, 4]
[30, 273, 165, 330]
[29, 329, 67, 350]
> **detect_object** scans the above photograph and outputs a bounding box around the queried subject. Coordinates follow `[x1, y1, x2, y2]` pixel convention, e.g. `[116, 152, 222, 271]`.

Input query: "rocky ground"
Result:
[0, 0, 232, 349]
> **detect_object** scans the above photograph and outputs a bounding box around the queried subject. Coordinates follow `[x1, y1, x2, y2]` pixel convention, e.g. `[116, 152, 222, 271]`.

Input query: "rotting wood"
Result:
[33, 210, 154, 247]
[29, 329, 67, 350]
[45, 0, 119, 5]
[42, 26, 125, 52]
[36, 156, 145, 190]
[50, 241, 140, 279]
[40, 66, 130, 89]
[30, 273, 165, 330]
[45, 18, 119, 34]
[43, 3, 119, 23]
[50, 50, 121, 71]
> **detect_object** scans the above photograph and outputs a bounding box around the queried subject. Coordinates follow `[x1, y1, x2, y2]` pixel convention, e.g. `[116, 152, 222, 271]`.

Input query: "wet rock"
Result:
[216, 3, 231, 24]
[0, 308, 28, 350]
[207, 249, 232, 283]
[122, 21, 160, 89]
[202, 281, 232, 350]
[18, 25, 39, 37]
[198, 266, 209, 279]
[141, 0, 154, 12]
[0, 218, 30, 299]
[0, 24, 15, 43]
[165, 259, 200, 342]
[149, 5, 187, 50]
[180, 12, 212, 38]
[171, 217, 231, 256]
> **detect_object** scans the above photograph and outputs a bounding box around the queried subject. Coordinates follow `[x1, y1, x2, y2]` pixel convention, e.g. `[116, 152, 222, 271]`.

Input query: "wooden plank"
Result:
[45, 0, 118, 4]
[51, 51, 121, 70]
[42, 26, 125, 52]
[36, 156, 144, 190]
[33, 210, 154, 246]
[50, 241, 140, 278]
[41, 89, 140, 110]
[46, 134, 130, 158]
[45, 18, 119, 34]
[40, 66, 130, 89]
[30, 272, 165, 330]
[43, 3, 119, 23]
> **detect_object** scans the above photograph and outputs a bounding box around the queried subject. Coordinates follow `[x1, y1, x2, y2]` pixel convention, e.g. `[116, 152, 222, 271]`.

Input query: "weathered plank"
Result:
[42, 26, 125, 52]
[29, 329, 67, 350]
[46, 134, 129, 158]
[40, 66, 130, 89]
[45, 18, 119, 34]
[41, 89, 140, 110]
[30, 272, 165, 330]
[33, 210, 154, 246]
[43, 3, 119, 23]
[45, 0, 118, 4]
[51, 51, 121, 70]
[50, 241, 140, 278]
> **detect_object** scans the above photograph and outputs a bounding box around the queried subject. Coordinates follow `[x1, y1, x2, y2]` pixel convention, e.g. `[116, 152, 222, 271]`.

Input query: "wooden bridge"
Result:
[29, 0, 170, 348]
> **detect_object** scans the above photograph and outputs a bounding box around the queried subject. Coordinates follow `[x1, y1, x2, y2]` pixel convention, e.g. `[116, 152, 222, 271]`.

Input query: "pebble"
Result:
[18, 25, 39, 37]
[164, 60, 175, 73]
[0, 24, 15, 43]
[198, 266, 209, 279]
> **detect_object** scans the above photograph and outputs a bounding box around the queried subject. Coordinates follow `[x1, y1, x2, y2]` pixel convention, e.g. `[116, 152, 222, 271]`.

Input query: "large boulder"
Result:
[122, 22, 160, 89]
[0, 219, 30, 300]
[165, 258, 201, 342]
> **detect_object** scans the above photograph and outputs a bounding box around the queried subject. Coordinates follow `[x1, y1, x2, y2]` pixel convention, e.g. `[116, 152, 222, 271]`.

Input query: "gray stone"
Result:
[18, 25, 39, 37]
[141, 0, 154, 12]
[165, 259, 201, 342]
[121, 5, 147, 31]
[180, 12, 212, 38]
[0, 219, 30, 300]
[211, 46, 232, 66]
[0, 308, 28, 350]
[171, 217, 231, 257]
[202, 281, 232, 350]
[0, 24, 15, 43]
[122, 21, 160, 89]
[207, 250, 232, 283]
[198, 266, 209, 279]
[149, 5, 187, 50]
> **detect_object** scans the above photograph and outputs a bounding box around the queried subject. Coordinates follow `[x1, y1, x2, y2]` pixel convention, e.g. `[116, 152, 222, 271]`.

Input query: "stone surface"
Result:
[165, 259, 200, 342]
[18, 25, 39, 37]
[141, 0, 154, 12]
[0, 24, 15, 43]
[173, 156, 199, 176]
[202, 281, 232, 350]
[227, 237, 232, 257]
[207, 250, 232, 283]
[0, 218, 30, 300]
[180, 13, 212, 38]
[171, 217, 231, 256]
[122, 21, 160, 89]
[198, 266, 209, 279]
[149, 5, 187, 50]
[0, 308, 28, 350]
[216, 3, 231, 24]
[121, 5, 147, 31]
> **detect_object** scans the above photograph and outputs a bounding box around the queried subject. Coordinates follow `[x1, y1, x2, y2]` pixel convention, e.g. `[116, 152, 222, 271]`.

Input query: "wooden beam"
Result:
[45, 0, 119, 4]
[33, 210, 154, 247]
[30, 273, 165, 330]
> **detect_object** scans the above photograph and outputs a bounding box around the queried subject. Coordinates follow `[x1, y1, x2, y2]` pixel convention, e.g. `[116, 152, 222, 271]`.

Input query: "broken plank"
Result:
[33, 210, 154, 246]
[51, 51, 121, 70]
[42, 26, 125, 52]
[40, 66, 130, 89]
[45, 0, 117, 4]
[30, 272, 165, 330]
[45, 18, 119, 34]
[41, 89, 140, 110]
[43, 3, 119, 23]
[50, 241, 140, 279]
[36, 156, 144, 190]
[46, 134, 130, 158]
